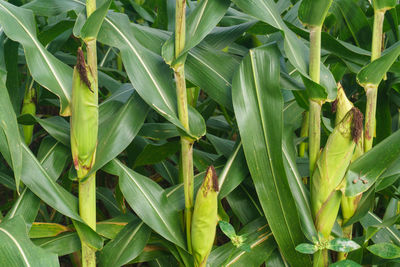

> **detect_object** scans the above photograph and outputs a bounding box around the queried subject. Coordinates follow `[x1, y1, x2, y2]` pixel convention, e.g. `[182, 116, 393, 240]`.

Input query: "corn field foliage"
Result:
[2, 0, 400, 266]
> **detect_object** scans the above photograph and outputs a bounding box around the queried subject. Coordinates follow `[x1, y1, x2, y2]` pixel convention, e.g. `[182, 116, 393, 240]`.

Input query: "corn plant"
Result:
[2, 0, 400, 266]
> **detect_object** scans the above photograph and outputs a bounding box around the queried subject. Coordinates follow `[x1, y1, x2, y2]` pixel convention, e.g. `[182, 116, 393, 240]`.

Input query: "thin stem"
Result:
[309, 26, 321, 83]
[308, 26, 322, 174]
[175, 0, 186, 58]
[79, 173, 96, 267]
[309, 100, 321, 174]
[371, 11, 385, 62]
[79, 2, 98, 267]
[299, 111, 309, 157]
[313, 249, 328, 267]
[174, 0, 194, 252]
[364, 86, 378, 152]
[364, 10, 385, 152]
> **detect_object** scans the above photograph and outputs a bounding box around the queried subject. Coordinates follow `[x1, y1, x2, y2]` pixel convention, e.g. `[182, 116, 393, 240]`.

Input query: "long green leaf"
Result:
[0, 216, 59, 267]
[299, 0, 333, 27]
[99, 219, 151, 267]
[231, 0, 336, 102]
[162, 0, 230, 64]
[97, 11, 205, 139]
[232, 44, 311, 266]
[104, 159, 186, 249]
[345, 130, 400, 197]
[357, 42, 400, 88]
[0, 0, 72, 116]
[0, 79, 22, 192]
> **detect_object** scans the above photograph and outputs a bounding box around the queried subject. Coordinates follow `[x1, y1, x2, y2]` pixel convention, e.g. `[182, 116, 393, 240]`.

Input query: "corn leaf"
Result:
[232, 0, 337, 102]
[299, 0, 333, 27]
[104, 159, 186, 249]
[0, 79, 22, 192]
[80, 0, 112, 41]
[0, 216, 59, 267]
[208, 218, 276, 266]
[373, 0, 397, 11]
[357, 41, 400, 88]
[0, 0, 72, 116]
[232, 44, 311, 266]
[99, 220, 151, 267]
[162, 0, 230, 64]
[33, 232, 81, 257]
[345, 130, 400, 197]
[97, 11, 205, 139]
[4, 188, 40, 229]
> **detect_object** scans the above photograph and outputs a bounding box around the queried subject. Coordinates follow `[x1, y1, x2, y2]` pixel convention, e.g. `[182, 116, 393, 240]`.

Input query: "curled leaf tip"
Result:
[351, 107, 363, 143]
[76, 47, 92, 91]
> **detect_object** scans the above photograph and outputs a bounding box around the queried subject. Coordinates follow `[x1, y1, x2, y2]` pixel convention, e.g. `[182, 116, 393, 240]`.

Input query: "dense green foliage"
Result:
[1, 0, 400, 266]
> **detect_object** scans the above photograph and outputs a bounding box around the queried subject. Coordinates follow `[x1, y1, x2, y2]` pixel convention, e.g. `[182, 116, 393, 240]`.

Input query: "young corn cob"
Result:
[70, 48, 98, 179]
[21, 86, 36, 145]
[191, 166, 219, 267]
[334, 85, 364, 261]
[311, 107, 363, 238]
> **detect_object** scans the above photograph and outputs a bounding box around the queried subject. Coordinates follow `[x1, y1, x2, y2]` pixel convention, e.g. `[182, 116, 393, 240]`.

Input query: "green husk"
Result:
[70, 48, 98, 180]
[311, 108, 363, 239]
[191, 166, 219, 267]
[334, 86, 364, 261]
[21, 85, 36, 145]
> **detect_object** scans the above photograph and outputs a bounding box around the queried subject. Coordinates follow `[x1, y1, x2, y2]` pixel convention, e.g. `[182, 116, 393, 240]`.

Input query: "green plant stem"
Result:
[299, 111, 309, 157]
[371, 10, 385, 62]
[309, 26, 322, 174]
[364, 85, 378, 152]
[364, 10, 385, 152]
[313, 249, 328, 267]
[78, 2, 98, 267]
[174, 0, 194, 253]
[79, 173, 96, 267]
[309, 25, 330, 267]
[309, 100, 321, 174]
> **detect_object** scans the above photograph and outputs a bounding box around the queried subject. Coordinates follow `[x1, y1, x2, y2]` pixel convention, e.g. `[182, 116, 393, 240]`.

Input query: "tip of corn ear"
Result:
[351, 107, 363, 144]
[76, 47, 92, 91]
[206, 165, 219, 192]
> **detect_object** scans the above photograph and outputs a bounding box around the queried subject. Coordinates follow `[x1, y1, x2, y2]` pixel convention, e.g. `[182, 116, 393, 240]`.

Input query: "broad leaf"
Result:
[367, 242, 400, 259]
[104, 159, 186, 249]
[99, 219, 151, 267]
[231, 0, 337, 102]
[299, 0, 333, 27]
[345, 130, 400, 196]
[0, 79, 22, 191]
[0, 216, 59, 267]
[357, 42, 400, 88]
[232, 44, 311, 266]
[0, 0, 72, 116]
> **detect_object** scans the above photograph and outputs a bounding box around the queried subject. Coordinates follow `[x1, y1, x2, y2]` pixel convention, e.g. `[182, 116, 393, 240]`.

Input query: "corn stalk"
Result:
[72, 1, 99, 266]
[173, 0, 194, 252]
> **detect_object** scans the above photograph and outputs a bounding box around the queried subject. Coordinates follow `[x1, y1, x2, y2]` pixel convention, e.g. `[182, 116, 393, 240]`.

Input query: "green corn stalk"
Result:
[298, 0, 333, 174]
[191, 166, 219, 267]
[364, 0, 396, 152]
[173, 0, 195, 252]
[311, 107, 363, 267]
[299, 111, 309, 158]
[71, 46, 98, 266]
[21, 80, 36, 145]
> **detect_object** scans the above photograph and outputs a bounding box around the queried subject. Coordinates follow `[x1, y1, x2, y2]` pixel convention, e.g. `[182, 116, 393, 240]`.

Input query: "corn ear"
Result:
[311, 108, 363, 238]
[191, 166, 219, 267]
[70, 48, 98, 180]
[21, 86, 36, 145]
[333, 83, 354, 126]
